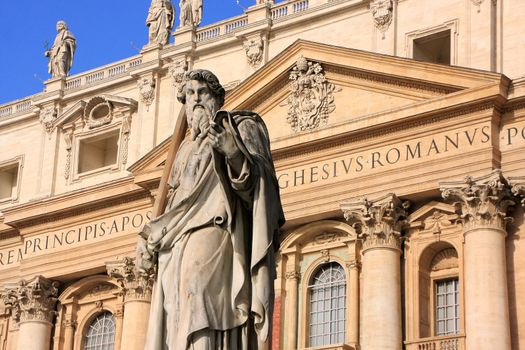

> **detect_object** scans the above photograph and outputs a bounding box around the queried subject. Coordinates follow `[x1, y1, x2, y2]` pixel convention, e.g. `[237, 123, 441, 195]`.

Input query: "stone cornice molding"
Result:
[2, 276, 59, 324]
[440, 170, 515, 232]
[341, 193, 410, 252]
[509, 176, 525, 207]
[106, 257, 155, 302]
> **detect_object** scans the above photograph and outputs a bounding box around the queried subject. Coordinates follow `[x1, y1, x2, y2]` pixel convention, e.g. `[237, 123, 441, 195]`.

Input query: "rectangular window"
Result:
[435, 278, 459, 336]
[0, 163, 19, 201]
[77, 130, 119, 174]
[413, 30, 451, 65]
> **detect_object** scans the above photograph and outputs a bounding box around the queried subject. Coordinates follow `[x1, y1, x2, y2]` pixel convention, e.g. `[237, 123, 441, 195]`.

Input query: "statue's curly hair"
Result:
[177, 69, 225, 108]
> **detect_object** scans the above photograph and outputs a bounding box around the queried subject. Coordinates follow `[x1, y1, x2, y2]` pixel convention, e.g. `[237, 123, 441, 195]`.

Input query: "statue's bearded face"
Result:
[185, 79, 220, 140]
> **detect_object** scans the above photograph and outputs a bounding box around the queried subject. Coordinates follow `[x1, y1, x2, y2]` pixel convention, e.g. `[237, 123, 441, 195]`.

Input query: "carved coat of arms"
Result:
[283, 56, 339, 132]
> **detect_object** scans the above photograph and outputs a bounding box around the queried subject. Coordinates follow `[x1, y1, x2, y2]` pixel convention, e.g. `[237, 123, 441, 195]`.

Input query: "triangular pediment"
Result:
[54, 94, 137, 129]
[224, 39, 507, 152]
[128, 39, 508, 188]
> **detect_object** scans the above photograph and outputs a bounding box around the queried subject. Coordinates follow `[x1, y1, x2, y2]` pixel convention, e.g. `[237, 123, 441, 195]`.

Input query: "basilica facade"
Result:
[0, 1, 525, 350]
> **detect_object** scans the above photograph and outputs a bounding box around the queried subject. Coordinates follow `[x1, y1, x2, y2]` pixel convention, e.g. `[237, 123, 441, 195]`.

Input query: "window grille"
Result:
[435, 279, 459, 336]
[84, 312, 116, 350]
[308, 262, 346, 346]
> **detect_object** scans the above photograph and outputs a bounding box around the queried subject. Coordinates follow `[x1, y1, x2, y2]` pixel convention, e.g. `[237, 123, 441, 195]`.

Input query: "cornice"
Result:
[2, 177, 150, 229]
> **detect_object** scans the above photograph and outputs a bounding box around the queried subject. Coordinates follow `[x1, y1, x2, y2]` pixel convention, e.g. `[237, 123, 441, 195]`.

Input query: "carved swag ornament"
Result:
[341, 193, 410, 251]
[282, 56, 339, 133]
[137, 76, 156, 110]
[440, 170, 515, 231]
[370, 0, 394, 38]
[39, 106, 58, 133]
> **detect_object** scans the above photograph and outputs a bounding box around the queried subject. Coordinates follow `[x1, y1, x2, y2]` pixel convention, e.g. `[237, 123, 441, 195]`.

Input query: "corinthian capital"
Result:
[440, 170, 515, 231]
[341, 193, 409, 251]
[106, 257, 155, 301]
[509, 176, 525, 207]
[2, 276, 59, 324]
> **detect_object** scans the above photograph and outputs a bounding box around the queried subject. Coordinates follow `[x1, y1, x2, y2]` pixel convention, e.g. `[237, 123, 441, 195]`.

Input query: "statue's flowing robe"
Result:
[49, 30, 76, 76]
[179, 0, 192, 27]
[144, 112, 284, 350]
[146, 1, 175, 45]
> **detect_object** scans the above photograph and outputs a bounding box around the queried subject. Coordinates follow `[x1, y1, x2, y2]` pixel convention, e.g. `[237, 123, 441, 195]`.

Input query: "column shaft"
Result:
[18, 322, 52, 350]
[284, 274, 299, 349]
[361, 248, 402, 350]
[120, 300, 151, 350]
[347, 263, 360, 346]
[464, 228, 511, 350]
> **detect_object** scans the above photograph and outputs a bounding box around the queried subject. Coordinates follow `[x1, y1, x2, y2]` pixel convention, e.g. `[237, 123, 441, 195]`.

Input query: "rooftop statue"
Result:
[45, 21, 76, 78]
[191, 0, 203, 26]
[179, 0, 193, 27]
[137, 69, 284, 350]
[146, 0, 175, 46]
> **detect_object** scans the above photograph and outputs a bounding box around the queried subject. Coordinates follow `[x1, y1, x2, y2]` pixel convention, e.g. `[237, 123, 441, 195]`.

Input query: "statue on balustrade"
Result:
[192, 0, 203, 26]
[137, 69, 284, 350]
[45, 20, 76, 78]
[146, 0, 175, 46]
[179, 0, 193, 27]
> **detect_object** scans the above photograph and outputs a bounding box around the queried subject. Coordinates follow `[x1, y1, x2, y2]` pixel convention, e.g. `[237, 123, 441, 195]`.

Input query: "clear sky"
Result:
[0, 0, 258, 104]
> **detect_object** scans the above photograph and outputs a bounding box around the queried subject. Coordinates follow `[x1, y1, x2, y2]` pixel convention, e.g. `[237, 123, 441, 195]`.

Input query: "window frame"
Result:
[301, 257, 350, 349]
[82, 311, 117, 350]
[71, 124, 122, 182]
[0, 155, 23, 204]
[405, 19, 459, 66]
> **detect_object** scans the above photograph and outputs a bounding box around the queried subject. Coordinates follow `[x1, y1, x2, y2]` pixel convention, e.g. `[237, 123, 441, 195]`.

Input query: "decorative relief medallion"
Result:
[370, 0, 393, 39]
[314, 232, 343, 245]
[320, 249, 330, 262]
[243, 37, 264, 68]
[168, 59, 189, 90]
[341, 193, 410, 251]
[137, 76, 156, 110]
[83, 96, 113, 129]
[282, 56, 339, 133]
[107, 257, 155, 301]
[440, 170, 515, 231]
[423, 210, 453, 234]
[39, 106, 58, 133]
[87, 283, 116, 297]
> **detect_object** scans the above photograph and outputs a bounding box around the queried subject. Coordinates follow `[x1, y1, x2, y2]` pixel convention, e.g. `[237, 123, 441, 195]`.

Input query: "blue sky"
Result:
[0, 0, 257, 104]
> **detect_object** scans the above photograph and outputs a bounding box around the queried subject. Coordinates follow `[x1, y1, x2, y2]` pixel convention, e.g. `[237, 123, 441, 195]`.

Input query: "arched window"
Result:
[84, 312, 116, 350]
[308, 262, 346, 347]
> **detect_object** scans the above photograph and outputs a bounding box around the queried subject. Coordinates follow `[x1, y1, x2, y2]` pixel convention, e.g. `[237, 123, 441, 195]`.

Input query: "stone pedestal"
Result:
[3, 276, 59, 350]
[342, 193, 409, 350]
[441, 170, 514, 350]
[107, 257, 155, 350]
[174, 26, 196, 46]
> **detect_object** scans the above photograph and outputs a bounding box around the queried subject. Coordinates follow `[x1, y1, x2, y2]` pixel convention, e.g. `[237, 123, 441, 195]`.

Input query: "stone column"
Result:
[342, 193, 409, 350]
[346, 261, 360, 348]
[3, 276, 59, 350]
[107, 257, 155, 350]
[441, 170, 514, 350]
[283, 251, 300, 350]
[61, 312, 77, 350]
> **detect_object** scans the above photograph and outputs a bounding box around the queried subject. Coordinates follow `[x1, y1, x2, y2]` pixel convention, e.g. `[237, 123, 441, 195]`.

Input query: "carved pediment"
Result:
[407, 201, 458, 233]
[37, 94, 137, 132]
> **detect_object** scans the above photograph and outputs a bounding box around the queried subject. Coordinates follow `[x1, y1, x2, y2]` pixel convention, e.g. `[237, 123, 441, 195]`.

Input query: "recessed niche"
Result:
[77, 130, 120, 174]
[0, 164, 19, 200]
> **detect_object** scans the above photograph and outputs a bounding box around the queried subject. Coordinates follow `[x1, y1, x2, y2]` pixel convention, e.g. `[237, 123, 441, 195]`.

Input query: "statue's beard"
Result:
[190, 105, 211, 141]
